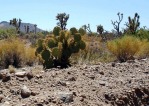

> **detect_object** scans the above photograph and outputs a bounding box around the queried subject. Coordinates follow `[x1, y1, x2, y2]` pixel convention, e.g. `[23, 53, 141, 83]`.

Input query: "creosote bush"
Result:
[107, 35, 142, 62]
[0, 38, 36, 69]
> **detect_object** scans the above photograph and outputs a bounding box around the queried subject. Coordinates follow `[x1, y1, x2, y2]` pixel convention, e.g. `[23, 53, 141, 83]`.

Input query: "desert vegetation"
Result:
[0, 12, 148, 106]
[0, 12, 149, 68]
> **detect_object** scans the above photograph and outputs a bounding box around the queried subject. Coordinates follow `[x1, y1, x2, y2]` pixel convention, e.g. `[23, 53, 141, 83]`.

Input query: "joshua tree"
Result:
[34, 24, 37, 34]
[56, 13, 69, 30]
[27, 25, 29, 33]
[83, 24, 92, 34]
[24, 25, 27, 33]
[10, 18, 22, 33]
[111, 12, 123, 36]
[125, 13, 140, 34]
[24, 25, 29, 34]
[97, 25, 104, 34]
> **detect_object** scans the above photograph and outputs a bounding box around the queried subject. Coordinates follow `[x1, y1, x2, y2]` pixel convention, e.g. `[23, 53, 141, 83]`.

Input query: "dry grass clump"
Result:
[24, 47, 36, 66]
[136, 39, 149, 59]
[0, 38, 36, 69]
[107, 35, 144, 62]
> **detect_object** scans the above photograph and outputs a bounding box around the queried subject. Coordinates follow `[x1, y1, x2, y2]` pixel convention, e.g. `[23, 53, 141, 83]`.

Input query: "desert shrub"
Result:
[136, 39, 149, 59]
[136, 28, 149, 40]
[107, 35, 142, 62]
[70, 36, 114, 64]
[0, 38, 36, 69]
[24, 47, 36, 66]
[0, 28, 17, 39]
[24, 32, 46, 47]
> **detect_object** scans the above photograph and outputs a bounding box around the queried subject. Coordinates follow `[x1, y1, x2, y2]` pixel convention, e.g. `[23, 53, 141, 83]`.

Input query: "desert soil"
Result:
[0, 59, 149, 106]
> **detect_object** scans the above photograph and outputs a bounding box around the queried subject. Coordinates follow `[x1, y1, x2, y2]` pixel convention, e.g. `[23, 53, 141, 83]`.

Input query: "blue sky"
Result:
[0, 0, 148, 32]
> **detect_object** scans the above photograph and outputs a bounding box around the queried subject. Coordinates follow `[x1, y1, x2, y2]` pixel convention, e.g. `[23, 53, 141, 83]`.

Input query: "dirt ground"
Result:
[0, 59, 149, 106]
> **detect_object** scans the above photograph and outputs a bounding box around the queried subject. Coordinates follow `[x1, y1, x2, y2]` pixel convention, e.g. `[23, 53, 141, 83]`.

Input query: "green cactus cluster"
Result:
[35, 30, 86, 69]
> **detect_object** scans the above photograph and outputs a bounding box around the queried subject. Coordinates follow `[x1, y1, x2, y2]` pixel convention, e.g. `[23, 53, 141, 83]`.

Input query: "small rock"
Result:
[99, 71, 104, 75]
[116, 100, 125, 106]
[31, 90, 39, 96]
[0, 70, 10, 82]
[68, 77, 76, 81]
[2, 73, 11, 82]
[26, 71, 34, 79]
[57, 81, 67, 86]
[99, 81, 106, 86]
[0, 94, 4, 102]
[143, 71, 149, 74]
[111, 62, 116, 67]
[127, 60, 135, 63]
[36, 74, 43, 79]
[88, 75, 95, 80]
[36, 103, 43, 106]
[16, 77, 25, 81]
[80, 95, 86, 102]
[0, 70, 8, 79]
[15, 71, 26, 77]
[21, 85, 31, 98]
[57, 92, 73, 103]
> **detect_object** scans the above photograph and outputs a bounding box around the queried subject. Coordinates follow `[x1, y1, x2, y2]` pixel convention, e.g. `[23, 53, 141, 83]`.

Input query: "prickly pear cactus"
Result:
[35, 29, 86, 69]
[70, 27, 78, 35]
[53, 26, 61, 36]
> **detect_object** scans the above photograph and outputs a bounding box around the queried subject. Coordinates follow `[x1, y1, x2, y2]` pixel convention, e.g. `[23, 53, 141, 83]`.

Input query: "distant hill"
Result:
[0, 21, 44, 33]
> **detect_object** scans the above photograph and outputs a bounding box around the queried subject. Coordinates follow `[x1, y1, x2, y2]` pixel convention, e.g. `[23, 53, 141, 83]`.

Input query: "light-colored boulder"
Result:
[15, 71, 26, 77]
